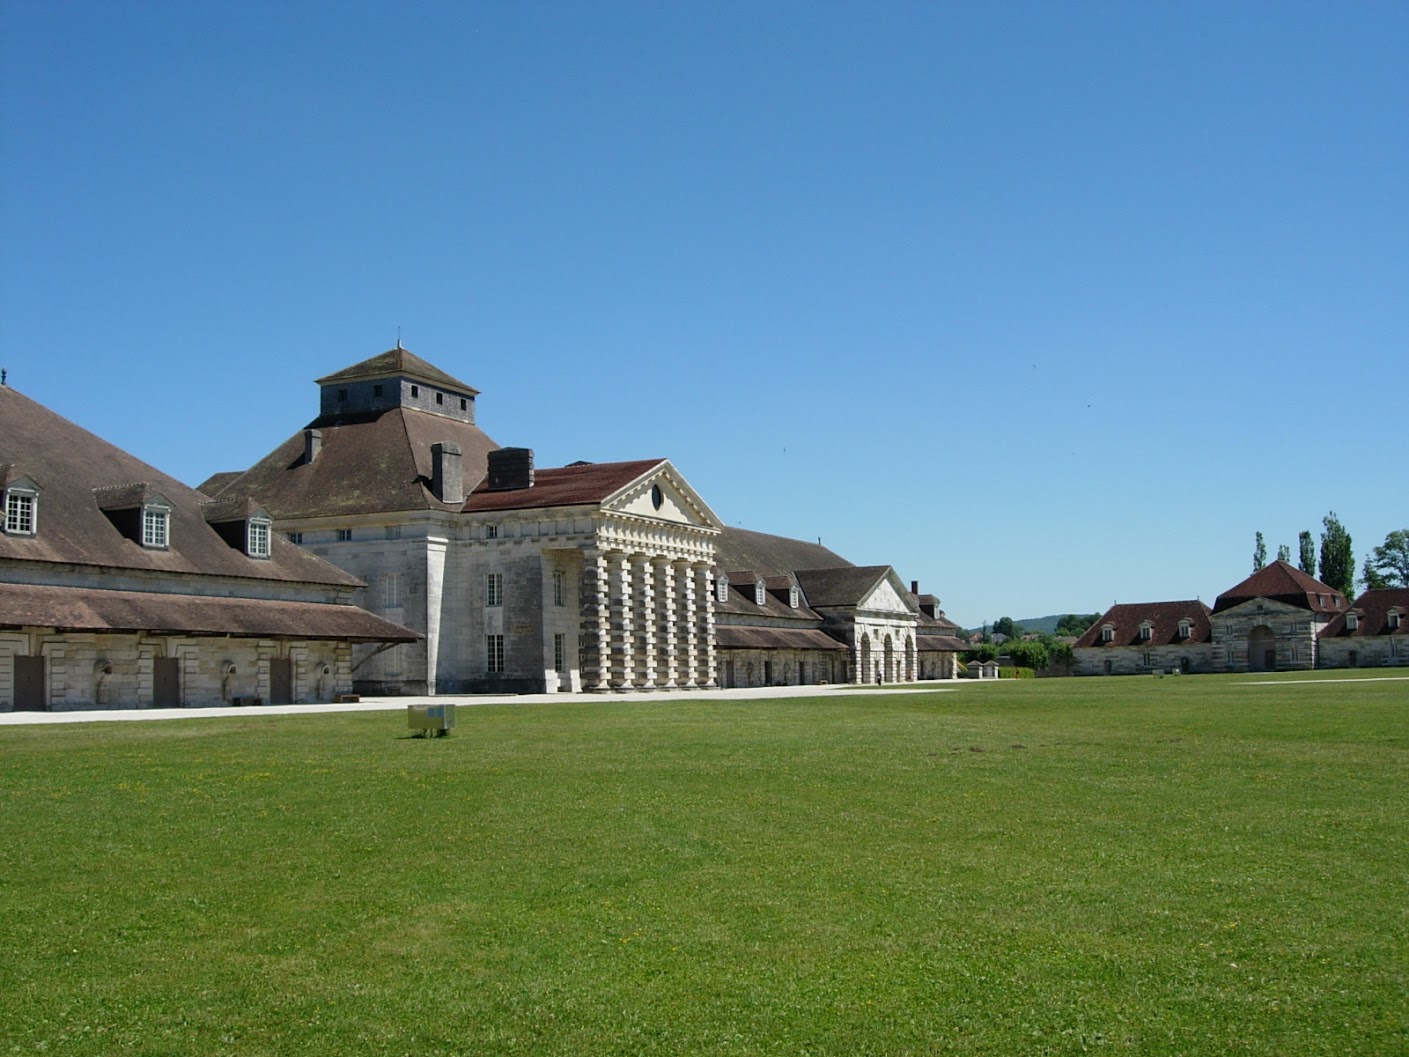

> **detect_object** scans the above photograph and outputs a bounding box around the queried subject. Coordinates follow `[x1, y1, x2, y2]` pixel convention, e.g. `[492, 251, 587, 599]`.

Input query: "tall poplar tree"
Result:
[1277, 543, 1291, 563]
[1298, 530, 1316, 575]
[1253, 532, 1266, 571]
[1318, 512, 1354, 597]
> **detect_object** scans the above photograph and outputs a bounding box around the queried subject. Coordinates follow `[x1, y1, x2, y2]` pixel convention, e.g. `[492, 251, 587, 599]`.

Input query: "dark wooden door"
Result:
[154, 657, 181, 707]
[270, 658, 293, 704]
[14, 656, 45, 711]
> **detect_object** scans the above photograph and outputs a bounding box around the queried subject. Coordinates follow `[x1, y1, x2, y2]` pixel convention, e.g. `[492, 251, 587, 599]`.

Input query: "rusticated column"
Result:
[693, 563, 718, 689]
[608, 551, 634, 690]
[632, 554, 656, 690]
[677, 559, 698, 689]
[654, 557, 678, 690]
[579, 549, 611, 691]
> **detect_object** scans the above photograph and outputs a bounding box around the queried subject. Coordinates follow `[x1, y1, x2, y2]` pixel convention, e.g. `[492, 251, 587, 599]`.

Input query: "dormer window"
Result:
[1177, 620, 1191, 640]
[1100, 626, 1114, 644]
[4, 482, 38, 535]
[789, 586, 799, 609]
[1346, 612, 1359, 631]
[1138, 623, 1152, 642]
[247, 517, 271, 559]
[1317, 594, 1325, 608]
[1391, 611, 1402, 630]
[754, 581, 765, 606]
[142, 503, 170, 549]
[716, 574, 729, 603]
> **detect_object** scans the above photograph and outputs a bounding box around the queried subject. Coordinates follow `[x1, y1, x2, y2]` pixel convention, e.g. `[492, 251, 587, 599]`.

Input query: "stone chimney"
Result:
[487, 447, 534, 491]
[432, 442, 463, 505]
[304, 428, 323, 465]
[911, 580, 919, 596]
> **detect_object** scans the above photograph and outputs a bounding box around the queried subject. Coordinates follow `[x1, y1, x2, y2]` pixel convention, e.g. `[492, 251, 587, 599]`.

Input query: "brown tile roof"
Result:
[0, 386, 359, 588]
[1322, 588, 1409, 638]
[203, 406, 500, 518]
[465, 459, 665, 512]
[0, 582, 417, 642]
[715, 578, 823, 623]
[714, 625, 848, 651]
[315, 347, 479, 395]
[1214, 560, 1348, 615]
[712, 527, 853, 578]
[196, 471, 245, 498]
[1074, 601, 1213, 648]
[917, 635, 969, 652]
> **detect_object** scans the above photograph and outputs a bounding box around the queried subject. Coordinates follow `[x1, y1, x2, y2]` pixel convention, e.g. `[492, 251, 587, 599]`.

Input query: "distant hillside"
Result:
[964, 614, 1099, 637]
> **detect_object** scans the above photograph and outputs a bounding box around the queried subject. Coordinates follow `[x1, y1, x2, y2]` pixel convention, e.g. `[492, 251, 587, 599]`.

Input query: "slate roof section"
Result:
[0, 386, 360, 587]
[201, 406, 500, 518]
[1213, 560, 1348, 615]
[712, 527, 853, 578]
[1322, 588, 1409, 637]
[465, 459, 665, 513]
[1074, 601, 1213, 648]
[715, 625, 849, 651]
[917, 635, 970, 652]
[0, 582, 418, 641]
[196, 471, 244, 498]
[316, 347, 479, 395]
[793, 566, 898, 609]
[715, 577, 824, 623]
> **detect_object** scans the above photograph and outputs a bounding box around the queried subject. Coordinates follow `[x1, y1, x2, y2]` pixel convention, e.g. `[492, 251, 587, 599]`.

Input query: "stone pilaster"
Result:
[677, 560, 698, 689]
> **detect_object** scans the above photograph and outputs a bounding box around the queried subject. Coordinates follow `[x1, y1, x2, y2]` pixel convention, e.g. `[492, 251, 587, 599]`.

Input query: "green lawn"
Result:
[2, 672, 1406, 1056]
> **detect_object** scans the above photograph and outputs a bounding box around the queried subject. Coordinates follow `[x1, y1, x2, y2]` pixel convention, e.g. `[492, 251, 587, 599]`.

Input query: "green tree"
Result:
[1055, 613, 1100, 636]
[992, 616, 1023, 639]
[1253, 532, 1266, 571]
[1363, 528, 1409, 589]
[1005, 638, 1050, 670]
[1276, 543, 1291, 563]
[1318, 511, 1355, 598]
[1298, 530, 1316, 575]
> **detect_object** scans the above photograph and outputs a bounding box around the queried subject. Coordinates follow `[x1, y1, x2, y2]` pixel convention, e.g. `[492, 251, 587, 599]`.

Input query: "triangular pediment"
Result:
[1216, 596, 1308, 619]
[603, 460, 723, 531]
[859, 569, 921, 615]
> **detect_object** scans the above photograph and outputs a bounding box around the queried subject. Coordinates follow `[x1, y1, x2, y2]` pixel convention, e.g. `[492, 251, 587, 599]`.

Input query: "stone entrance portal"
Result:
[1248, 625, 1277, 672]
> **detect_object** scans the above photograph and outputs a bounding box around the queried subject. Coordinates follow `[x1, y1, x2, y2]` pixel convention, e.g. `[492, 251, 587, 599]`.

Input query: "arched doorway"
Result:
[860, 637, 872, 684]
[1248, 626, 1277, 672]
[883, 634, 895, 683]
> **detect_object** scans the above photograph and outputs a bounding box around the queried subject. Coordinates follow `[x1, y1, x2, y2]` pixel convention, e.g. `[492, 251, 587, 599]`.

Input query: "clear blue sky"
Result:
[2, 1, 1404, 628]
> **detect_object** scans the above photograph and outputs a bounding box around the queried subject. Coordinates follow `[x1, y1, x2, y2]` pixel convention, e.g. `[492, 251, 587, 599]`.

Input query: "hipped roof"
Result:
[1214, 560, 1347, 615]
[316, 347, 479, 395]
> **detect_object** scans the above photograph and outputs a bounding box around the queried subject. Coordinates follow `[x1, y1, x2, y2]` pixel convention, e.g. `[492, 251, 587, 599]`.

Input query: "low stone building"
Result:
[1072, 561, 1379, 676]
[1318, 588, 1408, 669]
[0, 384, 415, 711]
[1072, 601, 1214, 676]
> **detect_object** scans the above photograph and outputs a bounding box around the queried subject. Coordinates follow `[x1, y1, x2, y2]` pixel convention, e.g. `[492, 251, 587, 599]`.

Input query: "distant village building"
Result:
[0, 384, 415, 711]
[1072, 561, 1403, 675]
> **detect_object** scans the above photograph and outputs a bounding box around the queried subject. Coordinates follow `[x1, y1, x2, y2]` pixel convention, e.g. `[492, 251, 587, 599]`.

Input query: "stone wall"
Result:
[1073, 643, 1217, 677]
[1318, 636, 1408, 670]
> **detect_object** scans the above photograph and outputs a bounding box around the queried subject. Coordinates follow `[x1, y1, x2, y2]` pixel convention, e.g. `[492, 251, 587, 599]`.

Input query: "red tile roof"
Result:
[1214, 560, 1347, 615]
[1321, 588, 1409, 638]
[1074, 601, 1213, 648]
[465, 459, 665, 512]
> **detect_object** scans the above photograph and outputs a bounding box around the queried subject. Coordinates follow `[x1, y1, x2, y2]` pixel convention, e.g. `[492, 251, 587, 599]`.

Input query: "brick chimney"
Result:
[487, 447, 534, 491]
[432, 442, 463, 504]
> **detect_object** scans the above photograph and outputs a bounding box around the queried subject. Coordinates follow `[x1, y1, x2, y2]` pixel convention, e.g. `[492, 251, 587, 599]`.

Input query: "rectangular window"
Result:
[460, 398, 468, 411]
[554, 632, 565, 671]
[286, 531, 303, 544]
[142, 508, 169, 548]
[336, 528, 353, 542]
[384, 573, 403, 608]
[410, 384, 419, 398]
[553, 569, 565, 606]
[5, 492, 35, 534]
[486, 523, 498, 539]
[385, 525, 402, 540]
[248, 519, 271, 558]
[486, 572, 503, 607]
[435, 392, 444, 405]
[487, 634, 504, 673]
[373, 384, 383, 398]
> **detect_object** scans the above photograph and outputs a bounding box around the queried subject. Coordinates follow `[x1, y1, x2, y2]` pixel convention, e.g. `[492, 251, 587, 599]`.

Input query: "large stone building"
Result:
[203, 346, 964, 695]
[1071, 560, 1403, 675]
[0, 383, 415, 711]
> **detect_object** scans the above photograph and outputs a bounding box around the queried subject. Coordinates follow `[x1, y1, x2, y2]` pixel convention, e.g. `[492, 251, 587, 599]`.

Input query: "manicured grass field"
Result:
[2, 672, 1406, 1056]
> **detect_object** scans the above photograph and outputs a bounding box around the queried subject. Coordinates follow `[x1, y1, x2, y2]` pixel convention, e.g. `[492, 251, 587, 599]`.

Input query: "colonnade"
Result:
[579, 549, 717, 691]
